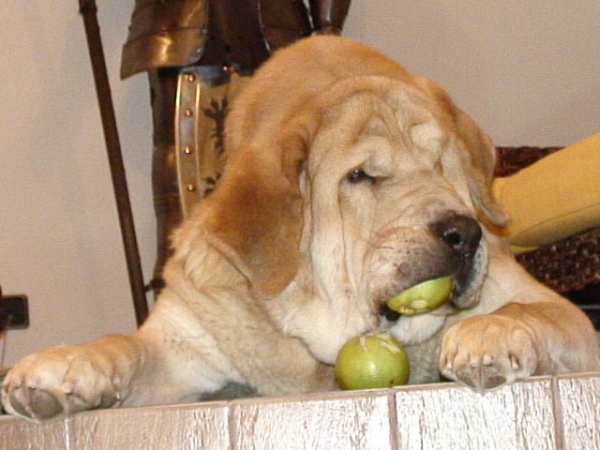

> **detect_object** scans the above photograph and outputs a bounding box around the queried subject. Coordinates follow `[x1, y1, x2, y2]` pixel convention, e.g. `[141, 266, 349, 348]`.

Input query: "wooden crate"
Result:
[1, 373, 599, 449]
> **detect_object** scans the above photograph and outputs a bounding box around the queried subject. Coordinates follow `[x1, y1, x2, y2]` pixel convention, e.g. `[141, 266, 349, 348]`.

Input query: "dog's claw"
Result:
[454, 365, 509, 392]
[16, 388, 64, 420]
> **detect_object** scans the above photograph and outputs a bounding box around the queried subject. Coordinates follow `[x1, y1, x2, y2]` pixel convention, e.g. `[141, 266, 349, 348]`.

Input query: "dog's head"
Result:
[194, 36, 508, 364]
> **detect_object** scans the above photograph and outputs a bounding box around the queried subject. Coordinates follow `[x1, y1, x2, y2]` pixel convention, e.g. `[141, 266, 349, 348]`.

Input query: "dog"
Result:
[3, 36, 599, 420]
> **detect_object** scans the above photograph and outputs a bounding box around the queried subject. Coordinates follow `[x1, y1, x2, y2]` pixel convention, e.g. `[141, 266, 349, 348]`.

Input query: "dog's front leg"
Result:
[2, 333, 154, 420]
[439, 252, 600, 391]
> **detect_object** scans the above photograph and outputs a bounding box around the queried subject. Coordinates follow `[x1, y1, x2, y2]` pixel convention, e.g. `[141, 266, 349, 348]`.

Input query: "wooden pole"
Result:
[78, 0, 149, 326]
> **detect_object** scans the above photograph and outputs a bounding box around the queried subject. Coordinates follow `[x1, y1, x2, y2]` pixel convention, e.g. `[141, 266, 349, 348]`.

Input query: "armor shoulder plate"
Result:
[121, 0, 208, 79]
[259, 0, 312, 52]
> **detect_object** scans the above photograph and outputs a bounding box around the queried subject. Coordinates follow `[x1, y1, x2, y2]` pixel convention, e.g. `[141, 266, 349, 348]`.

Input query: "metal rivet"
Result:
[186, 184, 196, 192]
[184, 108, 194, 117]
[183, 145, 194, 154]
[186, 73, 196, 82]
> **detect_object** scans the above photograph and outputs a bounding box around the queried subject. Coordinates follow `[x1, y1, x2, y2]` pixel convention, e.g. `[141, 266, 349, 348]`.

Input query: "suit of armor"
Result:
[121, 0, 351, 294]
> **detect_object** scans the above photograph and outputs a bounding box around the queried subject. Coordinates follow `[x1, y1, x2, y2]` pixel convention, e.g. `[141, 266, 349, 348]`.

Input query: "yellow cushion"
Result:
[492, 133, 600, 254]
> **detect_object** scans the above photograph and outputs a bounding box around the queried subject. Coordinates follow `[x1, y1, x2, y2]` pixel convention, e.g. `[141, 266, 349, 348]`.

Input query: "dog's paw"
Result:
[439, 315, 539, 391]
[1, 346, 120, 420]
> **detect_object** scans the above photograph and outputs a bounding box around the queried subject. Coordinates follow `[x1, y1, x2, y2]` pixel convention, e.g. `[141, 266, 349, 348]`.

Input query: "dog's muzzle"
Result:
[379, 212, 483, 322]
[430, 212, 483, 303]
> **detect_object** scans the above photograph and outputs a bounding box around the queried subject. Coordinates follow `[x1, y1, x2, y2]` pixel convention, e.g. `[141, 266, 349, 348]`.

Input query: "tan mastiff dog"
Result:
[3, 36, 599, 420]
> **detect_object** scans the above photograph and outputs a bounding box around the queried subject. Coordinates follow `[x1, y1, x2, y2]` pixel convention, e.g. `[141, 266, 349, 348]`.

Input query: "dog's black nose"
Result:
[431, 213, 482, 258]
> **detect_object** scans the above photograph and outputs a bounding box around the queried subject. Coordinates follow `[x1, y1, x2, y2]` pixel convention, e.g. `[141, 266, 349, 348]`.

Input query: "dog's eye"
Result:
[347, 168, 376, 184]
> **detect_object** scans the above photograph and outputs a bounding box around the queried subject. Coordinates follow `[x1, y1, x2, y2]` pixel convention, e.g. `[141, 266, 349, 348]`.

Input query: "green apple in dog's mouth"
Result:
[385, 276, 453, 316]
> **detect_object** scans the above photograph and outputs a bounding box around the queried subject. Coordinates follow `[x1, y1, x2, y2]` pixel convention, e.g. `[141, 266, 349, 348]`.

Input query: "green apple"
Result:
[334, 333, 410, 390]
[385, 276, 453, 316]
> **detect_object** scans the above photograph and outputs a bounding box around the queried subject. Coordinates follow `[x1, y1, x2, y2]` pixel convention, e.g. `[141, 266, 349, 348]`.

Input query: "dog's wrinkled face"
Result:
[308, 85, 484, 295]
[204, 36, 508, 365]
[285, 80, 492, 362]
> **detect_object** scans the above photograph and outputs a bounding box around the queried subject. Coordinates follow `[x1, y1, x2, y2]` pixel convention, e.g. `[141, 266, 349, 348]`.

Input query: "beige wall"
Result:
[1, 0, 598, 366]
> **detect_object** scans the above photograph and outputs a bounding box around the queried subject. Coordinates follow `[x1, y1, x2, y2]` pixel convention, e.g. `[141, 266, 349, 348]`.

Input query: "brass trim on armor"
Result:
[174, 65, 253, 219]
[175, 68, 203, 219]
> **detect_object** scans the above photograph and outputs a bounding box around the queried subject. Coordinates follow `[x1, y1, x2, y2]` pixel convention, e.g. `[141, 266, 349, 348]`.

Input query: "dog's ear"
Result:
[417, 77, 509, 227]
[201, 131, 308, 298]
[452, 109, 510, 227]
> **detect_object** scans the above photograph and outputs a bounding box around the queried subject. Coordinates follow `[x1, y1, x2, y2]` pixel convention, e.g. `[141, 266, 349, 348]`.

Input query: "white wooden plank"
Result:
[0, 415, 68, 450]
[231, 390, 393, 450]
[70, 401, 230, 450]
[3, 375, 599, 449]
[394, 378, 557, 450]
[555, 373, 600, 449]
